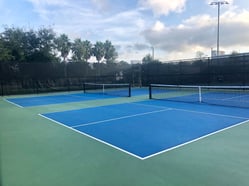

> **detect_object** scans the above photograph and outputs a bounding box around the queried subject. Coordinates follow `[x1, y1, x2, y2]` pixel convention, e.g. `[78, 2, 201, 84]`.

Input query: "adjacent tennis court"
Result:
[150, 84, 249, 108]
[1, 85, 249, 186]
[6, 92, 111, 107]
[6, 85, 147, 107]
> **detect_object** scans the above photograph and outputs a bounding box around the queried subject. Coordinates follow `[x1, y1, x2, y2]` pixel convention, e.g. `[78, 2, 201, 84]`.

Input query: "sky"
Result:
[0, 0, 249, 62]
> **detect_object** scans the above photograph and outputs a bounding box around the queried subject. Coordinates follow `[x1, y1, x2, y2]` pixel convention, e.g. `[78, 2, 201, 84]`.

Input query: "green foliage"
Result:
[142, 54, 160, 64]
[0, 38, 12, 61]
[82, 40, 92, 62]
[55, 34, 71, 62]
[104, 40, 118, 63]
[0, 27, 58, 63]
[0, 26, 119, 64]
[36, 28, 57, 62]
[71, 39, 92, 63]
[231, 50, 239, 56]
[142, 54, 153, 64]
[71, 38, 84, 62]
[92, 41, 105, 63]
[196, 51, 205, 59]
[1, 27, 26, 62]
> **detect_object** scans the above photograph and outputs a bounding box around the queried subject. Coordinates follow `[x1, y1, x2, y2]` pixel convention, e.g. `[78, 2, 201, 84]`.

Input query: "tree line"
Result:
[2, 26, 249, 93]
[0, 27, 118, 64]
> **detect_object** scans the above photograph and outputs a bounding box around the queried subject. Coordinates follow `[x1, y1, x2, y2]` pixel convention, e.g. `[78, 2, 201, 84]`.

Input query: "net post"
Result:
[198, 86, 202, 103]
[102, 84, 105, 94]
[83, 82, 86, 93]
[128, 84, 131, 97]
[149, 84, 152, 99]
[1, 80, 3, 96]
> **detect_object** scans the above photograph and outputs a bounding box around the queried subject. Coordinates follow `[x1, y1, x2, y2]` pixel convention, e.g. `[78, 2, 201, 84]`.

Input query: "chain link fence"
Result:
[141, 54, 249, 86]
[1, 53, 249, 96]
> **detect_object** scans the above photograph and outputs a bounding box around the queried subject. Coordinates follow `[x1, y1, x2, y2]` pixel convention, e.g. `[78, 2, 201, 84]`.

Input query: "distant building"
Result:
[211, 50, 225, 58]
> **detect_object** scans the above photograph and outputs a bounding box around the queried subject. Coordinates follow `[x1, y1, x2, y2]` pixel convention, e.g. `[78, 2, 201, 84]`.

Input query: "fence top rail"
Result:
[84, 82, 130, 86]
[150, 84, 249, 89]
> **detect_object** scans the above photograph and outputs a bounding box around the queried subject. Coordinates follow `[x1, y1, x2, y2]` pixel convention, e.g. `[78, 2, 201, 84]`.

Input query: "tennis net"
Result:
[83, 83, 131, 97]
[149, 84, 249, 108]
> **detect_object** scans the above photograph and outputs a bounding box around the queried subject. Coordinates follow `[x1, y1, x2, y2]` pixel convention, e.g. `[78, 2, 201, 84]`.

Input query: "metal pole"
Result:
[210, 1, 228, 57]
[217, 2, 220, 56]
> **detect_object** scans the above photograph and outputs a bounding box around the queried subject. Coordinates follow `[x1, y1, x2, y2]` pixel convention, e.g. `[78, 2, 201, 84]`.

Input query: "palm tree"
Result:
[55, 34, 71, 62]
[104, 40, 118, 64]
[82, 40, 92, 63]
[93, 41, 105, 62]
[71, 38, 84, 62]
[92, 41, 105, 75]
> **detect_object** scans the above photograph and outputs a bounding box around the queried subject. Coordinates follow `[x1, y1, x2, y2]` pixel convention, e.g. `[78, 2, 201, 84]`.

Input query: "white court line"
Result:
[222, 94, 249, 101]
[39, 112, 249, 160]
[142, 119, 249, 160]
[173, 108, 249, 120]
[38, 113, 144, 160]
[38, 102, 249, 160]
[130, 101, 249, 120]
[71, 108, 172, 128]
[129, 102, 169, 109]
[204, 94, 249, 101]
[3, 98, 24, 108]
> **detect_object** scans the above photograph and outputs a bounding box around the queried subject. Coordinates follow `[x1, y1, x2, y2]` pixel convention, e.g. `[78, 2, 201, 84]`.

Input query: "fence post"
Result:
[1, 80, 3, 96]
[149, 85, 152, 99]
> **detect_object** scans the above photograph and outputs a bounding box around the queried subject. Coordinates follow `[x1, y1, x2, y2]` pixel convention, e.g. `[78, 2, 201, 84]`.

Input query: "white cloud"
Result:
[152, 21, 165, 31]
[27, 0, 69, 10]
[25, 0, 149, 53]
[26, 0, 72, 21]
[91, 0, 110, 12]
[139, 0, 187, 16]
[182, 14, 212, 28]
[142, 8, 249, 60]
[23, 0, 249, 62]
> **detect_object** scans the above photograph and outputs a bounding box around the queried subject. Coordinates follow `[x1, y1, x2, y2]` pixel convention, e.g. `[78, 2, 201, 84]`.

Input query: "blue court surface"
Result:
[41, 100, 249, 159]
[6, 88, 148, 107]
[151, 87, 249, 108]
[6, 93, 112, 107]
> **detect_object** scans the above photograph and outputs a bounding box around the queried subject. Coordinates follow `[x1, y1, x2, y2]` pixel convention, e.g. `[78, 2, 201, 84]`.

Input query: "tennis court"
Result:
[1, 85, 249, 186]
[150, 84, 249, 108]
[6, 92, 112, 107]
[5, 85, 147, 107]
[41, 101, 249, 159]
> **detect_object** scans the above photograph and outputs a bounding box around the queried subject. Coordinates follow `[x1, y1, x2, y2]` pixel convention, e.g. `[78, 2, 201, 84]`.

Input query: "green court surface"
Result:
[1, 92, 249, 186]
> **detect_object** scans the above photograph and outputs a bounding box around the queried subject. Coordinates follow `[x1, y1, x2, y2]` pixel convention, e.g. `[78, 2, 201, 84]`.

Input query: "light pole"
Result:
[210, 1, 228, 57]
